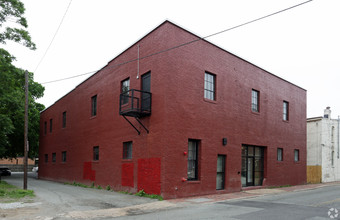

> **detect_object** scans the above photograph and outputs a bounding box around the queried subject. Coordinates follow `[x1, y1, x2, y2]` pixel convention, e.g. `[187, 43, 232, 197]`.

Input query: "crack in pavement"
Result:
[63, 201, 177, 219]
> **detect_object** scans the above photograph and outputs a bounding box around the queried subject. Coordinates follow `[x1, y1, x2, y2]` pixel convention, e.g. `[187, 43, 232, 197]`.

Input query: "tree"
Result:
[0, 0, 36, 49]
[0, 48, 45, 158]
[0, 0, 44, 158]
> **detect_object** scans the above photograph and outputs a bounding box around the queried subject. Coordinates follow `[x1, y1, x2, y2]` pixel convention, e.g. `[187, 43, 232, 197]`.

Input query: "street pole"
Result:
[24, 70, 28, 190]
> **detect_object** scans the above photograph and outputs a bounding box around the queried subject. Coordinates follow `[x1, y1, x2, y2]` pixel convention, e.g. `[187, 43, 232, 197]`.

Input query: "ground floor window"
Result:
[294, 149, 299, 162]
[62, 151, 67, 162]
[241, 145, 264, 187]
[187, 139, 199, 180]
[123, 142, 132, 159]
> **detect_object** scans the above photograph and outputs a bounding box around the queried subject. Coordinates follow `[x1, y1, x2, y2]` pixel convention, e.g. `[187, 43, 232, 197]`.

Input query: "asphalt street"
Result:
[1, 172, 155, 219]
[1, 173, 340, 219]
[112, 184, 340, 220]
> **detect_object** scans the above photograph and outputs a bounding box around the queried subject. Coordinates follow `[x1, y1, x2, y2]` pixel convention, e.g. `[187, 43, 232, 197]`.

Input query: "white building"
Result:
[307, 107, 340, 183]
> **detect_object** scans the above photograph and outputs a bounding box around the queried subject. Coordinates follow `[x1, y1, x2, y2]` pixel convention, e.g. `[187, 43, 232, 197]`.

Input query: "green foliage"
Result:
[90, 182, 95, 188]
[0, 0, 36, 49]
[0, 181, 34, 199]
[106, 185, 111, 191]
[97, 185, 102, 190]
[119, 191, 133, 195]
[135, 189, 146, 197]
[268, 184, 292, 189]
[65, 181, 90, 188]
[135, 189, 163, 201]
[0, 48, 45, 158]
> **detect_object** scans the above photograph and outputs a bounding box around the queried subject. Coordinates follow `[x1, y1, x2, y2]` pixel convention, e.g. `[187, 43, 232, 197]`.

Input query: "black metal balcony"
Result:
[119, 89, 151, 118]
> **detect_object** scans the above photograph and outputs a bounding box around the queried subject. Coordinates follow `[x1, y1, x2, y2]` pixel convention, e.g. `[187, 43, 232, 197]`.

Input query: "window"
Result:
[44, 121, 47, 135]
[294, 149, 299, 162]
[62, 111, 67, 128]
[188, 139, 199, 180]
[204, 72, 216, 101]
[251, 89, 259, 112]
[62, 151, 67, 162]
[44, 154, 48, 163]
[121, 78, 130, 104]
[93, 146, 99, 161]
[49, 119, 53, 133]
[52, 153, 56, 163]
[283, 101, 289, 121]
[332, 151, 335, 166]
[277, 148, 283, 161]
[91, 95, 97, 116]
[123, 142, 132, 159]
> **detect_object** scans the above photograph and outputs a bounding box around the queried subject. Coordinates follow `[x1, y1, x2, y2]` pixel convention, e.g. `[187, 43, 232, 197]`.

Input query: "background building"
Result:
[0, 157, 36, 172]
[307, 107, 340, 183]
[39, 21, 306, 199]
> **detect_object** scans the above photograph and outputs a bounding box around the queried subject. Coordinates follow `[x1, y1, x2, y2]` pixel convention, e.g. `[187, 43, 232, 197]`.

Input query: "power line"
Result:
[34, 0, 73, 73]
[41, 0, 312, 85]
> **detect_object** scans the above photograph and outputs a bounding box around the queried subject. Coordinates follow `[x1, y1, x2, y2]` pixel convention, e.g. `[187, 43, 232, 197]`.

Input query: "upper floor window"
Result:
[49, 119, 53, 133]
[121, 78, 130, 105]
[204, 72, 216, 101]
[283, 101, 289, 121]
[251, 89, 259, 112]
[62, 111, 67, 128]
[91, 95, 97, 117]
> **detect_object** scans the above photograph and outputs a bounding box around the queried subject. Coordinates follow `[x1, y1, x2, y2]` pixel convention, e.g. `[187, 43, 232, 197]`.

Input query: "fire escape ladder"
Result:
[122, 115, 140, 135]
[119, 89, 151, 135]
[135, 117, 149, 134]
[122, 116, 149, 135]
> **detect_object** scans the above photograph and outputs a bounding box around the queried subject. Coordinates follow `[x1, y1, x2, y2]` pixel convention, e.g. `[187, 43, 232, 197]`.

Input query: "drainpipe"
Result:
[136, 44, 140, 79]
[337, 116, 340, 159]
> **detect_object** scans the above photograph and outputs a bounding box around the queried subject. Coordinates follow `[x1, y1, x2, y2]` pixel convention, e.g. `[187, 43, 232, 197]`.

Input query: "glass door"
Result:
[216, 155, 226, 190]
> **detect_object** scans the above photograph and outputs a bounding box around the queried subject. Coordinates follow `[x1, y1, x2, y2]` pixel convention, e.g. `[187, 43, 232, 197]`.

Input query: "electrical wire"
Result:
[40, 0, 313, 85]
[34, 0, 73, 73]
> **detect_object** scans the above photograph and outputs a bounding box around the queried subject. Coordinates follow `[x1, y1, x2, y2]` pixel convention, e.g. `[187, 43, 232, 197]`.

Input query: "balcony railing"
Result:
[119, 89, 151, 118]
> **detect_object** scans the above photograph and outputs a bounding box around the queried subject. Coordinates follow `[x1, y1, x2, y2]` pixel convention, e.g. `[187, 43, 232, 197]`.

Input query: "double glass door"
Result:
[241, 145, 264, 187]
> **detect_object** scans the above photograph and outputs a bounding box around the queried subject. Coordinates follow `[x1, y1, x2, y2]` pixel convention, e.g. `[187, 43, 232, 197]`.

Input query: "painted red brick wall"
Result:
[39, 21, 306, 199]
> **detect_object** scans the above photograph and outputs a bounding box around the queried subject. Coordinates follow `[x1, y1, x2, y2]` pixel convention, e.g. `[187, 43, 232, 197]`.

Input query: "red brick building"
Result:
[39, 21, 306, 199]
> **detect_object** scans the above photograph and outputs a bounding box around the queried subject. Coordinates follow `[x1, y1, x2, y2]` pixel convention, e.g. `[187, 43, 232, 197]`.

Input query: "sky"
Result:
[3, 0, 340, 118]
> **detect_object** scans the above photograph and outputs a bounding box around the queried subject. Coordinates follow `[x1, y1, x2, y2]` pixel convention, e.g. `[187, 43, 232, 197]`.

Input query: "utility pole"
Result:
[24, 70, 28, 190]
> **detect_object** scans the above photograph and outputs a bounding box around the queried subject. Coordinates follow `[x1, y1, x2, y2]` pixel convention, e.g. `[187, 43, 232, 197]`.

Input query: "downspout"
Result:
[136, 44, 140, 79]
[337, 116, 340, 159]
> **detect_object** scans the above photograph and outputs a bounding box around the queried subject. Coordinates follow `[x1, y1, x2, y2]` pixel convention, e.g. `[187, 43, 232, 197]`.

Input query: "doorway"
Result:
[241, 145, 264, 187]
[216, 155, 226, 190]
[141, 72, 151, 112]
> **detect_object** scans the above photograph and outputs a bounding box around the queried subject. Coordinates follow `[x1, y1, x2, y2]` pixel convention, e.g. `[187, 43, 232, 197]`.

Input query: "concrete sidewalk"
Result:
[168, 181, 340, 205]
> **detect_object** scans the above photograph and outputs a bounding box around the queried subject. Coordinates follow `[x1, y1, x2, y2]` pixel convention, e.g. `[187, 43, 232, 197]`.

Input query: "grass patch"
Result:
[0, 181, 34, 201]
[135, 189, 163, 201]
[119, 191, 133, 195]
[268, 184, 292, 189]
[65, 182, 163, 201]
[65, 181, 90, 188]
